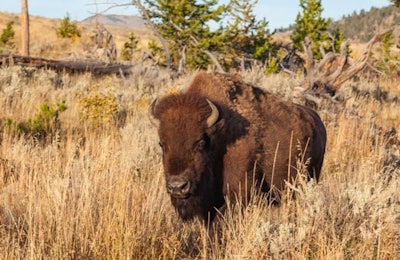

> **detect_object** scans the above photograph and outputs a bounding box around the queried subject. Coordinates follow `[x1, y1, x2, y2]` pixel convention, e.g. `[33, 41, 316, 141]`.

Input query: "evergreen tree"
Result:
[223, 0, 275, 67]
[138, 0, 226, 71]
[381, 31, 393, 62]
[376, 31, 399, 76]
[56, 13, 81, 39]
[291, 0, 331, 59]
[0, 21, 16, 52]
[121, 32, 139, 61]
[148, 40, 164, 60]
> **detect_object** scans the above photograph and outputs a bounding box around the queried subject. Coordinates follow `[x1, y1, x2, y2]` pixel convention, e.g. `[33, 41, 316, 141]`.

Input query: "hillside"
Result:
[82, 14, 146, 29]
[334, 5, 400, 42]
[0, 11, 154, 60]
[275, 5, 400, 46]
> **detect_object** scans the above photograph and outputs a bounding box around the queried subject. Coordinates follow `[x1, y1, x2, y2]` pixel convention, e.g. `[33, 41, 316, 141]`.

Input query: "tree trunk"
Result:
[21, 0, 30, 56]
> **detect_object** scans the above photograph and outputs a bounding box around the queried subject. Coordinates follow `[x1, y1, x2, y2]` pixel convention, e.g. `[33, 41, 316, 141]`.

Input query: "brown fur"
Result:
[151, 72, 326, 223]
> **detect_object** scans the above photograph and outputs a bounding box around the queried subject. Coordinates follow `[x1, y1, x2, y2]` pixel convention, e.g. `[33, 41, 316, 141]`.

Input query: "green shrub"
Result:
[375, 31, 400, 77]
[78, 91, 119, 128]
[56, 13, 81, 39]
[121, 32, 139, 61]
[27, 102, 67, 137]
[0, 21, 15, 52]
[0, 101, 67, 141]
[265, 49, 286, 75]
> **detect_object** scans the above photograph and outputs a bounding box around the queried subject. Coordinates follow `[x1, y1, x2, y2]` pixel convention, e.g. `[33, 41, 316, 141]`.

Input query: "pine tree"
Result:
[56, 13, 81, 39]
[121, 32, 139, 61]
[291, 0, 330, 60]
[223, 0, 275, 67]
[376, 31, 399, 76]
[0, 21, 16, 52]
[137, 0, 226, 71]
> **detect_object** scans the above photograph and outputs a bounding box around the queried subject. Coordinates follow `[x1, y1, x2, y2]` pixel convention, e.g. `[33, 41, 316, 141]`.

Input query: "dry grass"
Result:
[0, 11, 155, 60]
[0, 65, 399, 259]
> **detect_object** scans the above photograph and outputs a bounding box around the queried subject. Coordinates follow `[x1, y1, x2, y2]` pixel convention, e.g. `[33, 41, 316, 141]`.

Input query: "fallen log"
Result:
[0, 54, 133, 75]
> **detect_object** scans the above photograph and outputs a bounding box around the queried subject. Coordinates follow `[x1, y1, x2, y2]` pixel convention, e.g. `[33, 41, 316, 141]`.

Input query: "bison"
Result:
[150, 72, 326, 223]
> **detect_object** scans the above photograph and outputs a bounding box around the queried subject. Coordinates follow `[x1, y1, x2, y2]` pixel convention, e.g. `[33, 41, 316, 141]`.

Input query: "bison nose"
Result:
[167, 178, 191, 198]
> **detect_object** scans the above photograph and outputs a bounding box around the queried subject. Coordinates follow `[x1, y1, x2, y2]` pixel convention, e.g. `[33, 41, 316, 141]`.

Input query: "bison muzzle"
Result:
[150, 72, 327, 223]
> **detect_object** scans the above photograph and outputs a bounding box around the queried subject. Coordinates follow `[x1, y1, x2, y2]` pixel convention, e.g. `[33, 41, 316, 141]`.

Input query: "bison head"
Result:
[150, 94, 225, 221]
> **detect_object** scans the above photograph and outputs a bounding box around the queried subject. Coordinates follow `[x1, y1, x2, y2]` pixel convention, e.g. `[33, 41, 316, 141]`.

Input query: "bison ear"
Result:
[149, 99, 160, 128]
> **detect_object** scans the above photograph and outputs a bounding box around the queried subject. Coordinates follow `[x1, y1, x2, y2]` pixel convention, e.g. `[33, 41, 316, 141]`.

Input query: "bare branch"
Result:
[302, 37, 315, 88]
[330, 29, 391, 89]
[132, 0, 171, 69]
[324, 40, 349, 83]
[279, 63, 296, 76]
[319, 44, 326, 57]
[299, 30, 392, 97]
[85, 2, 133, 15]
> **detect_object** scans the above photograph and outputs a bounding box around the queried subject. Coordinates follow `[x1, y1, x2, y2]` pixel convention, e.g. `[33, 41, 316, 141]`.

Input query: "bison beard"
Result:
[171, 197, 198, 221]
[170, 179, 221, 222]
[170, 156, 225, 222]
[150, 72, 327, 224]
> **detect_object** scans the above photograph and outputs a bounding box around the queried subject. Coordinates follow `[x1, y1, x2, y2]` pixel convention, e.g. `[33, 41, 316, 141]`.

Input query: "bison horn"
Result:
[206, 99, 219, 128]
[149, 98, 160, 128]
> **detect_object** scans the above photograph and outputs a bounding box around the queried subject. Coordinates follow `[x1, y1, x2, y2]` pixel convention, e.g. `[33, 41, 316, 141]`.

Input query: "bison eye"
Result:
[195, 135, 210, 152]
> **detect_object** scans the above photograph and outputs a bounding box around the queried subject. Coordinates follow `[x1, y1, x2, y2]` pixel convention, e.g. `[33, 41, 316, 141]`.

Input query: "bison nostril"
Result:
[167, 180, 191, 197]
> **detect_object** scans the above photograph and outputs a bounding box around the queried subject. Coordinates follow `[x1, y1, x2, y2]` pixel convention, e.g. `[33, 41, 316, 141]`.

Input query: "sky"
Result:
[0, 0, 391, 30]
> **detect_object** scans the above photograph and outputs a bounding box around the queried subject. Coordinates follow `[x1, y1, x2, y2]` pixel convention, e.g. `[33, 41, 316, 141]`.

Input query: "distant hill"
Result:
[275, 5, 400, 44]
[333, 5, 400, 42]
[82, 14, 146, 29]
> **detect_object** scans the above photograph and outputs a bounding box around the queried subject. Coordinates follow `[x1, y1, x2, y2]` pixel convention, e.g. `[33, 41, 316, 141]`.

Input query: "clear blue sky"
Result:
[0, 0, 391, 30]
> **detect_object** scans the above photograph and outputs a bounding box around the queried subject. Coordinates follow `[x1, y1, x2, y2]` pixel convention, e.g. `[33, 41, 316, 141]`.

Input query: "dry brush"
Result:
[0, 65, 398, 259]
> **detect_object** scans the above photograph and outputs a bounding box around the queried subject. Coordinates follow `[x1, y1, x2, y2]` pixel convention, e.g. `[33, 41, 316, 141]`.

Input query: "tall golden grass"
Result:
[0, 65, 399, 259]
[0, 11, 154, 59]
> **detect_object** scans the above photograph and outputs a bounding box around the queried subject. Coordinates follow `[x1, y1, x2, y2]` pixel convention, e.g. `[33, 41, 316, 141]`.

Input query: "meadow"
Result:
[0, 62, 398, 259]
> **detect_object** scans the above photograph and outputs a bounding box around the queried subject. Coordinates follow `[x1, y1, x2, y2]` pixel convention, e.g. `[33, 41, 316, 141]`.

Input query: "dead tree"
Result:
[0, 54, 133, 76]
[298, 30, 391, 106]
[20, 0, 30, 56]
[132, 0, 172, 70]
[91, 24, 117, 62]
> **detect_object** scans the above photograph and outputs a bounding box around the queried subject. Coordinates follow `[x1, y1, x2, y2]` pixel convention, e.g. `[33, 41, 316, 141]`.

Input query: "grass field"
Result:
[0, 64, 399, 259]
[0, 11, 154, 60]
